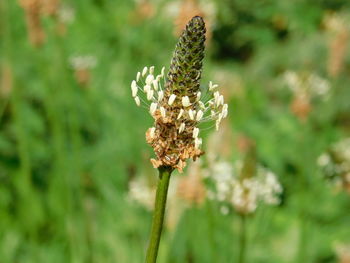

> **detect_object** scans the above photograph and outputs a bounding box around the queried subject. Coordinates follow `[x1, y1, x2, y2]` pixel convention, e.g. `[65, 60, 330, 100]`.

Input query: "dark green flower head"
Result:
[166, 16, 206, 102]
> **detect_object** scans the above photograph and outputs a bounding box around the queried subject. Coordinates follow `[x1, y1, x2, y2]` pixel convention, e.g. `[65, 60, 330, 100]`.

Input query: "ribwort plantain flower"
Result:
[132, 16, 227, 263]
[131, 16, 228, 172]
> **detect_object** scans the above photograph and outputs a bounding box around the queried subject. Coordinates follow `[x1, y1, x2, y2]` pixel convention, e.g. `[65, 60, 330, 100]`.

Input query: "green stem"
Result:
[145, 166, 173, 263]
[238, 214, 247, 263]
[296, 209, 308, 263]
[205, 200, 217, 262]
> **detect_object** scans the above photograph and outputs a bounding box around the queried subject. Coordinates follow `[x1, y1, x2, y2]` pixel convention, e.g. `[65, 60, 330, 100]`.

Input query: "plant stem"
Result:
[238, 214, 247, 263]
[205, 200, 217, 262]
[296, 198, 309, 263]
[145, 166, 173, 263]
[297, 213, 307, 263]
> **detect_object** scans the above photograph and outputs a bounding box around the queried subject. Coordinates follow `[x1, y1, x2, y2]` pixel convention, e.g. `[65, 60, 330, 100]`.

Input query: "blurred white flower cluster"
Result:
[284, 71, 331, 121]
[127, 177, 155, 210]
[208, 161, 283, 215]
[69, 55, 97, 86]
[318, 138, 350, 192]
[284, 71, 330, 99]
[127, 174, 180, 211]
[324, 12, 350, 33]
[69, 55, 97, 70]
[58, 4, 75, 24]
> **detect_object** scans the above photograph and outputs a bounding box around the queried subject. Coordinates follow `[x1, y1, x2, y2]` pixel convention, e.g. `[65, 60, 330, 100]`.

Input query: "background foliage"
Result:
[1, 0, 350, 262]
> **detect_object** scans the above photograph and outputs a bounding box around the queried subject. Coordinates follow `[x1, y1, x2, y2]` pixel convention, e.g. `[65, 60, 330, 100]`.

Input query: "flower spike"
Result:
[131, 16, 228, 172]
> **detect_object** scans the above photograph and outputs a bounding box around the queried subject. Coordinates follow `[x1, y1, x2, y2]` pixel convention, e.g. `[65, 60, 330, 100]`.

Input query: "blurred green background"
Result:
[1, 0, 350, 262]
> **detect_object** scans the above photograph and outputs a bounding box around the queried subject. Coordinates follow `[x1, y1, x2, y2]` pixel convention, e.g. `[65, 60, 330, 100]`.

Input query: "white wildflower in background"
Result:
[58, 4, 75, 24]
[209, 161, 283, 215]
[284, 71, 302, 94]
[69, 55, 97, 70]
[284, 71, 330, 99]
[324, 13, 350, 33]
[333, 138, 350, 161]
[127, 175, 179, 210]
[127, 177, 155, 210]
[318, 138, 350, 192]
[69, 55, 98, 86]
[283, 70, 331, 121]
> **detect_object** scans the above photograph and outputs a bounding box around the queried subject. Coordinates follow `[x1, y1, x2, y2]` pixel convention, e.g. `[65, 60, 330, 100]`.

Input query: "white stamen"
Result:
[215, 114, 223, 130]
[149, 66, 154, 75]
[217, 113, 223, 122]
[160, 107, 166, 118]
[222, 109, 228, 119]
[193, 127, 199, 138]
[179, 123, 185, 133]
[196, 92, 201, 101]
[217, 95, 224, 107]
[177, 109, 184, 119]
[142, 66, 148, 77]
[214, 91, 220, 100]
[194, 137, 202, 149]
[195, 71, 201, 80]
[222, 104, 228, 118]
[158, 91, 164, 102]
[146, 74, 154, 85]
[211, 110, 216, 118]
[214, 92, 221, 107]
[188, 109, 195, 120]
[161, 67, 165, 77]
[152, 80, 158, 91]
[209, 81, 218, 91]
[182, 96, 191, 107]
[144, 85, 151, 93]
[134, 96, 140, 106]
[149, 103, 157, 115]
[212, 84, 218, 90]
[136, 72, 141, 82]
[196, 110, 204, 121]
[199, 101, 206, 110]
[131, 81, 138, 97]
[168, 94, 176, 106]
[215, 97, 219, 107]
[149, 127, 156, 138]
[215, 120, 220, 131]
[147, 90, 154, 100]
